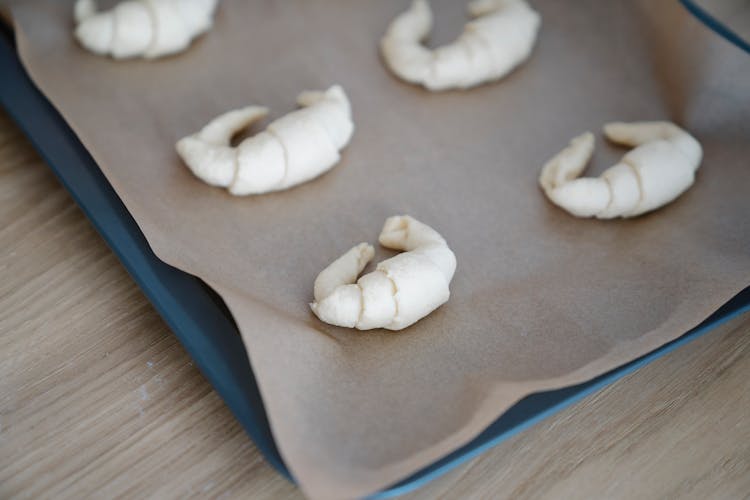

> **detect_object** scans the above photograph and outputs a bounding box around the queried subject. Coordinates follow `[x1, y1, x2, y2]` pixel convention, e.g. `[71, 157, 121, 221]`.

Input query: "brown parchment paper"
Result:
[5, 1, 750, 498]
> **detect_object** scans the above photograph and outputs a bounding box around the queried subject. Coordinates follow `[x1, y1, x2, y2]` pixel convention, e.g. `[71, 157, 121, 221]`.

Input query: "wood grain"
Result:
[0, 109, 748, 499]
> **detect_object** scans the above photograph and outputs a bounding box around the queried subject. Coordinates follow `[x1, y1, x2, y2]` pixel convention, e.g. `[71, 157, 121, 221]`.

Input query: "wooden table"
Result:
[1, 110, 749, 499]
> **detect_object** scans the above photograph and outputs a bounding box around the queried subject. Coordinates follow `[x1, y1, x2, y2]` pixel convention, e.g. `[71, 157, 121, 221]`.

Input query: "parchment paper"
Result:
[5, 1, 750, 498]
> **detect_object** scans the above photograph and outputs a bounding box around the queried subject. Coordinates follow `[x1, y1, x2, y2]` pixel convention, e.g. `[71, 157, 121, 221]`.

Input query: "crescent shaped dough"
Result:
[539, 121, 703, 218]
[176, 85, 354, 195]
[311, 216, 457, 331]
[380, 0, 541, 91]
[74, 0, 218, 59]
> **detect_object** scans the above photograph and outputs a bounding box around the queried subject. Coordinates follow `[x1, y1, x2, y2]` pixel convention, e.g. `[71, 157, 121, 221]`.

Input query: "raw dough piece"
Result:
[311, 216, 456, 331]
[176, 85, 354, 195]
[74, 0, 218, 59]
[380, 0, 541, 91]
[539, 121, 703, 218]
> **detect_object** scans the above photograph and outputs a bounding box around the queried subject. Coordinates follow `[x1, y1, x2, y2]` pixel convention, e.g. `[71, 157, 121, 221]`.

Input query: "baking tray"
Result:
[2, 18, 749, 499]
[680, 0, 750, 53]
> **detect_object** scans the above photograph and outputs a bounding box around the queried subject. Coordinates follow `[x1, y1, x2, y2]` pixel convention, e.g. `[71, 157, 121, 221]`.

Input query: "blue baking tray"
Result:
[680, 0, 750, 53]
[2, 20, 749, 498]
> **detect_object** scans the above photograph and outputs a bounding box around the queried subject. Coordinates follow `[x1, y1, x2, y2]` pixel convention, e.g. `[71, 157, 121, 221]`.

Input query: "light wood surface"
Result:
[1, 109, 749, 499]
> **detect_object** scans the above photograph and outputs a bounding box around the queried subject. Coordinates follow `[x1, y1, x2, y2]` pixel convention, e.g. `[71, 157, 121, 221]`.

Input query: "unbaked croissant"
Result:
[380, 0, 541, 91]
[176, 85, 354, 195]
[74, 0, 218, 59]
[311, 216, 456, 330]
[539, 121, 703, 218]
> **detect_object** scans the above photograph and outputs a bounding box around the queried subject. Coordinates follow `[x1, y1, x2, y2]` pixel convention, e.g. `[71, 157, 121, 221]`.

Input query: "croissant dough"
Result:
[539, 121, 703, 218]
[74, 0, 218, 59]
[311, 216, 456, 331]
[380, 0, 541, 91]
[176, 85, 354, 195]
